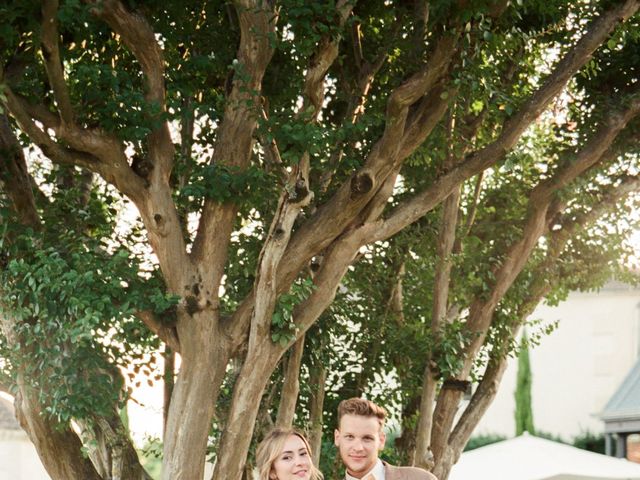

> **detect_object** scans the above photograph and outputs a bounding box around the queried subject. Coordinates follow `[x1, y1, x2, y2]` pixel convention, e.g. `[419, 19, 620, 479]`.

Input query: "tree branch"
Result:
[365, 0, 640, 244]
[275, 335, 305, 428]
[308, 358, 327, 465]
[302, 0, 354, 120]
[429, 96, 640, 462]
[318, 26, 392, 193]
[463, 94, 640, 364]
[434, 173, 640, 477]
[414, 112, 461, 468]
[242, 9, 347, 347]
[4, 87, 155, 208]
[532, 100, 640, 205]
[190, 1, 276, 308]
[264, 32, 460, 301]
[87, 0, 175, 182]
[248, 170, 312, 355]
[0, 115, 40, 227]
[41, 0, 75, 125]
[136, 310, 180, 353]
[455, 172, 484, 252]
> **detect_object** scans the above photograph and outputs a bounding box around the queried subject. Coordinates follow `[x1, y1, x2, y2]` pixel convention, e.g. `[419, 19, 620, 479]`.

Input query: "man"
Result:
[334, 397, 437, 480]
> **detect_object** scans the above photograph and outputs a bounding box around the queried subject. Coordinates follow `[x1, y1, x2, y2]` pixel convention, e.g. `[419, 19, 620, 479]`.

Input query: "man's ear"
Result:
[378, 429, 386, 451]
[334, 429, 340, 446]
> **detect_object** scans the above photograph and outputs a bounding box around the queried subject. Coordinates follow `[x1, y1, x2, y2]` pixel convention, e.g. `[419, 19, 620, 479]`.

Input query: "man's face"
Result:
[334, 414, 386, 478]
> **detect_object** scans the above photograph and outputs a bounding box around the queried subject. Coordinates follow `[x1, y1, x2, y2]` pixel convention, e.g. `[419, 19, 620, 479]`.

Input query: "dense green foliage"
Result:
[0, 0, 639, 479]
[0, 178, 177, 422]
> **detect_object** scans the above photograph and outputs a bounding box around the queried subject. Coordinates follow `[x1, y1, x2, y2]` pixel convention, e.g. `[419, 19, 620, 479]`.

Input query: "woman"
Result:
[256, 428, 323, 480]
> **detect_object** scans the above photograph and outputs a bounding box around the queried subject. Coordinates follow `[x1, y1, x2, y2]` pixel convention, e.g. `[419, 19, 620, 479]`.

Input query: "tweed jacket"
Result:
[383, 461, 438, 480]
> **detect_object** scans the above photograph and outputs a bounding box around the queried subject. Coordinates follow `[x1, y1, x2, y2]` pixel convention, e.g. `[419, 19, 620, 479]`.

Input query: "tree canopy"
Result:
[1, 1, 639, 479]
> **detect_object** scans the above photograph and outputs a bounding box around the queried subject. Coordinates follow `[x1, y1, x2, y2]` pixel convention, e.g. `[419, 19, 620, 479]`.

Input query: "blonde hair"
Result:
[256, 428, 323, 480]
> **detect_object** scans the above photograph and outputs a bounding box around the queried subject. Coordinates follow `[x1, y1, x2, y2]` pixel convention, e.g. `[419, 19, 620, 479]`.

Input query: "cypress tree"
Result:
[515, 330, 535, 435]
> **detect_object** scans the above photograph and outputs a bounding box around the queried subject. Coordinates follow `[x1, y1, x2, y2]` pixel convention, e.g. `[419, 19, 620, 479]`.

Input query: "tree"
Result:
[1, 1, 640, 480]
[515, 331, 535, 436]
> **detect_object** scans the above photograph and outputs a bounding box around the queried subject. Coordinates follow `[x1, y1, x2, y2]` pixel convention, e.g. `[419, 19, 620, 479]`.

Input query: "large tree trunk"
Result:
[162, 315, 231, 480]
[276, 335, 305, 428]
[13, 383, 102, 479]
[433, 355, 511, 480]
[210, 344, 281, 480]
[77, 411, 152, 480]
[308, 360, 327, 465]
[0, 114, 110, 480]
[394, 396, 421, 465]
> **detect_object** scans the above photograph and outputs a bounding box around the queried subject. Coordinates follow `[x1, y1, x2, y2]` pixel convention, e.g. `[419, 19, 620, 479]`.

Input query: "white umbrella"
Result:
[448, 433, 640, 480]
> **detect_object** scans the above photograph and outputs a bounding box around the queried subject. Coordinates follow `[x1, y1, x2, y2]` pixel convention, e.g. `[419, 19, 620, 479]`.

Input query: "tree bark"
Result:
[11, 380, 102, 479]
[0, 115, 39, 225]
[0, 113, 112, 480]
[415, 111, 461, 470]
[77, 411, 153, 480]
[308, 361, 327, 465]
[162, 316, 230, 480]
[276, 335, 305, 428]
[210, 345, 280, 480]
[433, 354, 511, 480]
[163, 346, 175, 436]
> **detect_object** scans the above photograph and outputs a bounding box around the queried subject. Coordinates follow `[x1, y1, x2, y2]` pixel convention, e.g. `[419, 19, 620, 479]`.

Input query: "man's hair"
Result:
[337, 397, 386, 427]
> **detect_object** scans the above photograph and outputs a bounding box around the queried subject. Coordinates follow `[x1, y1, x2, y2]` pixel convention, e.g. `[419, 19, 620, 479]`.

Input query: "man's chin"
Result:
[345, 461, 370, 477]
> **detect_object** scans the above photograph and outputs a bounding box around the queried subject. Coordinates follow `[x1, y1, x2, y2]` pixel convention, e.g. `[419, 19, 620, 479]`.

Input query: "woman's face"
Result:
[271, 434, 312, 480]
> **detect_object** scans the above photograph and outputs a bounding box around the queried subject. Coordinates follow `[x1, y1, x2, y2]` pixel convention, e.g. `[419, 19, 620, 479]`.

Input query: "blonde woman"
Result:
[256, 428, 324, 480]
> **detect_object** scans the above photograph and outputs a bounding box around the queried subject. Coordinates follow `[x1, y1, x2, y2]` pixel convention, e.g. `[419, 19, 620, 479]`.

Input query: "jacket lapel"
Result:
[383, 461, 398, 480]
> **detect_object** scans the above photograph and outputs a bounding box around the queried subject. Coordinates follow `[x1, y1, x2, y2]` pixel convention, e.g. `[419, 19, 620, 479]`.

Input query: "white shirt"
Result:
[345, 459, 385, 480]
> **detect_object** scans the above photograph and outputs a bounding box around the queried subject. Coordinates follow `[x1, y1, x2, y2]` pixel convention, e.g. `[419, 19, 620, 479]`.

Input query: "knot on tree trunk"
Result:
[350, 171, 374, 198]
[273, 224, 286, 240]
[131, 155, 153, 184]
[309, 254, 323, 273]
[442, 378, 471, 393]
[184, 295, 200, 316]
[288, 178, 312, 205]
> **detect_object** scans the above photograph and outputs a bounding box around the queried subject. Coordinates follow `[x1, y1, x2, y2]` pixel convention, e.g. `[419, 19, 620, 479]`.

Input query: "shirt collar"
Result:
[345, 459, 385, 480]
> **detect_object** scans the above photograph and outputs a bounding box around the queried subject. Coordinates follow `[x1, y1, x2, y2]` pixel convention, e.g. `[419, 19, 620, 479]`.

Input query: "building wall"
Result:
[473, 282, 640, 440]
[0, 431, 51, 480]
